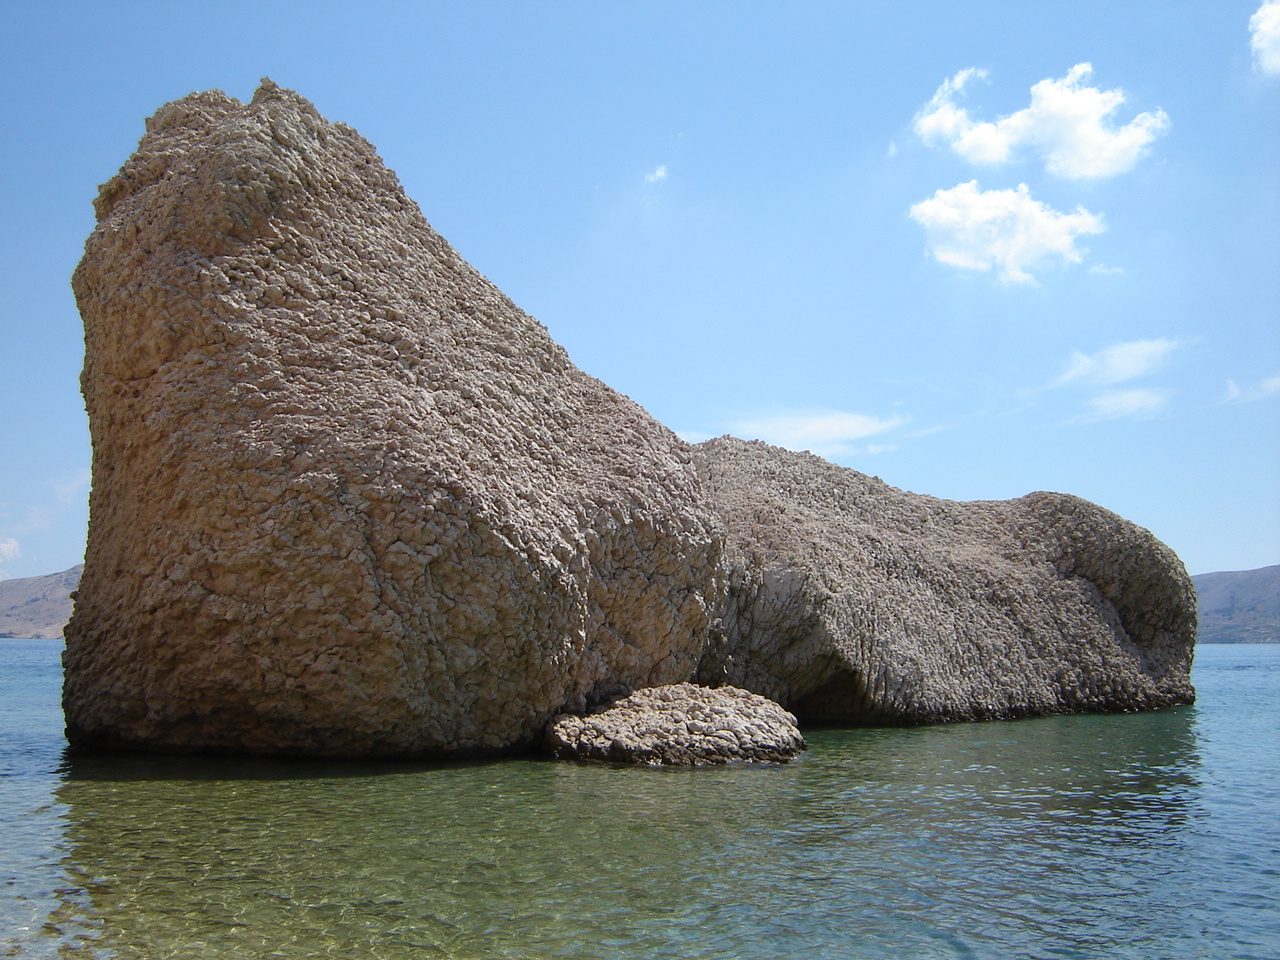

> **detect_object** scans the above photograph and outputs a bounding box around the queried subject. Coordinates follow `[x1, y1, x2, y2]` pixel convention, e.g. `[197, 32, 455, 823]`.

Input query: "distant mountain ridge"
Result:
[1191, 565, 1280, 644]
[3, 563, 1276, 643]
[0, 565, 81, 639]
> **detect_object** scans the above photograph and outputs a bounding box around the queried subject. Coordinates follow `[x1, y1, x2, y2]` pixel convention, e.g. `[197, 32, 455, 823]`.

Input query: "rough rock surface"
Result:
[545, 682, 806, 765]
[693, 437, 1196, 722]
[64, 81, 722, 757]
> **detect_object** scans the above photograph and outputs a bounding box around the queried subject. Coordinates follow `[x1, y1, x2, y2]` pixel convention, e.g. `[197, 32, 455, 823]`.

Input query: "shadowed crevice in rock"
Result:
[692, 437, 1196, 723]
[65, 80, 723, 758]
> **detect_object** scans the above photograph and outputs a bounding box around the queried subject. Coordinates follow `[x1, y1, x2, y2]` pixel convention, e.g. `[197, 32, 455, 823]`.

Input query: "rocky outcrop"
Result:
[693, 437, 1196, 722]
[64, 81, 722, 757]
[0, 565, 82, 639]
[545, 682, 806, 765]
[64, 79, 1200, 761]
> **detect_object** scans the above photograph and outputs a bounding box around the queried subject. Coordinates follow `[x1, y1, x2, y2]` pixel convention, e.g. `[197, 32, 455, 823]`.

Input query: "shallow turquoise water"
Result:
[2, 642, 1277, 959]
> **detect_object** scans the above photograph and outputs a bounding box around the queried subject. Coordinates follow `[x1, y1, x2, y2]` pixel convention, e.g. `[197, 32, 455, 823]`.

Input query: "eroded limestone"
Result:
[545, 683, 807, 765]
[64, 81, 722, 757]
[693, 436, 1196, 722]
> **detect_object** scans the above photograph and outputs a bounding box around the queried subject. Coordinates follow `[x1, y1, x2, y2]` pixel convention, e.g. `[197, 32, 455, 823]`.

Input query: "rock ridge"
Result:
[692, 436, 1196, 723]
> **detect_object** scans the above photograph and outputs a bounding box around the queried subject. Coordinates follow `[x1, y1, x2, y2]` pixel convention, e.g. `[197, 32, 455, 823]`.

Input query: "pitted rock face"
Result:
[693, 437, 1196, 722]
[64, 80, 723, 757]
[545, 683, 806, 765]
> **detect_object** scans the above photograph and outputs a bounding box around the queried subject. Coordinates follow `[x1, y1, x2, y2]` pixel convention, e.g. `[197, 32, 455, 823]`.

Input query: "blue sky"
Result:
[1, 1, 1276, 580]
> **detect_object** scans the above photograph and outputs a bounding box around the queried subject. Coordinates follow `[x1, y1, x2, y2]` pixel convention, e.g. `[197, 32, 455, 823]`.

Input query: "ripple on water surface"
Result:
[1, 641, 1278, 960]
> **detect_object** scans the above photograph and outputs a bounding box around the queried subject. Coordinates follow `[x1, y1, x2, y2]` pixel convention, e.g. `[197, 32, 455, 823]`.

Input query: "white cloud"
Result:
[731, 409, 908, 459]
[915, 63, 1169, 179]
[1252, 2, 1280, 74]
[0, 537, 19, 578]
[1056, 338, 1181, 386]
[645, 165, 668, 182]
[1089, 264, 1124, 275]
[908, 180, 1103, 283]
[1224, 374, 1280, 402]
[914, 68, 992, 152]
[1086, 388, 1170, 421]
[1052, 340, 1182, 421]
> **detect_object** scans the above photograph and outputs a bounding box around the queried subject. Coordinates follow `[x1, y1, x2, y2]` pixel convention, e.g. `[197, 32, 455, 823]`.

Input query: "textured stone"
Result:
[693, 436, 1196, 722]
[64, 81, 722, 757]
[545, 682, 806, 765]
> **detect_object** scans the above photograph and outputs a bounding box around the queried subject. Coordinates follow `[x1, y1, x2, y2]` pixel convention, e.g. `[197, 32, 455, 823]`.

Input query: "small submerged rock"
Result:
[545, 683, 806, 765]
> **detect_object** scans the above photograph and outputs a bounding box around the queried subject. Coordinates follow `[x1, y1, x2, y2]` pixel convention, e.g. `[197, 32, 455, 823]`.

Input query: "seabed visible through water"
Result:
[2, 642, 1278, 960]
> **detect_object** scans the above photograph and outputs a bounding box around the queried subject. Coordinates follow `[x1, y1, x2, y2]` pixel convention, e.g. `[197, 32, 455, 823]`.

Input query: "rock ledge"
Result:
[545, 683, 807, 765]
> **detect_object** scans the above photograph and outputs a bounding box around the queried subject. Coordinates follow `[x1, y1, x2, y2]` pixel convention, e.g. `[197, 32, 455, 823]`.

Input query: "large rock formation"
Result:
[64, 81, 722, 757]
[545, 683, 806, 765]
[693, 437, 1196, 722]
[66, 80, 1199, 760]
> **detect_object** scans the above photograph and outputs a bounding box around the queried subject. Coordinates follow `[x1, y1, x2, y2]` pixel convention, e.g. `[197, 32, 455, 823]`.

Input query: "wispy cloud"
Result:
[1252, 1, 1280, 74]
[908, 180, 1103, 283]
[1056, 338, 1182, 386]
[1084, 388, 1171, 421]
[0, 537, 19, 580]
[644, 164, 668, 182]
[915, 64, 1169, 179]
[730, 409, 908, 459]
[1050, 340, 1182, 422]
[1223, 374, 1280, 403]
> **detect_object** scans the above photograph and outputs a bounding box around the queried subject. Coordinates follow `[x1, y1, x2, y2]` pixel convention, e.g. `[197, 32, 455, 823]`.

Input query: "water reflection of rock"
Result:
[49, 752, 800, 958]
[47, 709, 1207, 959]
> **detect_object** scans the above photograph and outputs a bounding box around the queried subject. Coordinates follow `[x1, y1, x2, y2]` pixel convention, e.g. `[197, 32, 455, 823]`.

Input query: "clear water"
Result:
[2, 642, 1277, 960]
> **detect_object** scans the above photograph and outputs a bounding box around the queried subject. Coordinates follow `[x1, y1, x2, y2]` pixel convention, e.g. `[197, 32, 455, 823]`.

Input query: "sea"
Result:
[1, 641, 1276, 960]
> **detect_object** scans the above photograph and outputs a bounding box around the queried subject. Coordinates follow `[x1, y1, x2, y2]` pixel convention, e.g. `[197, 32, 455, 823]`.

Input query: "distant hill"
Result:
[0, 565, 81, 639]
[1192, 565, 1280, 644]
